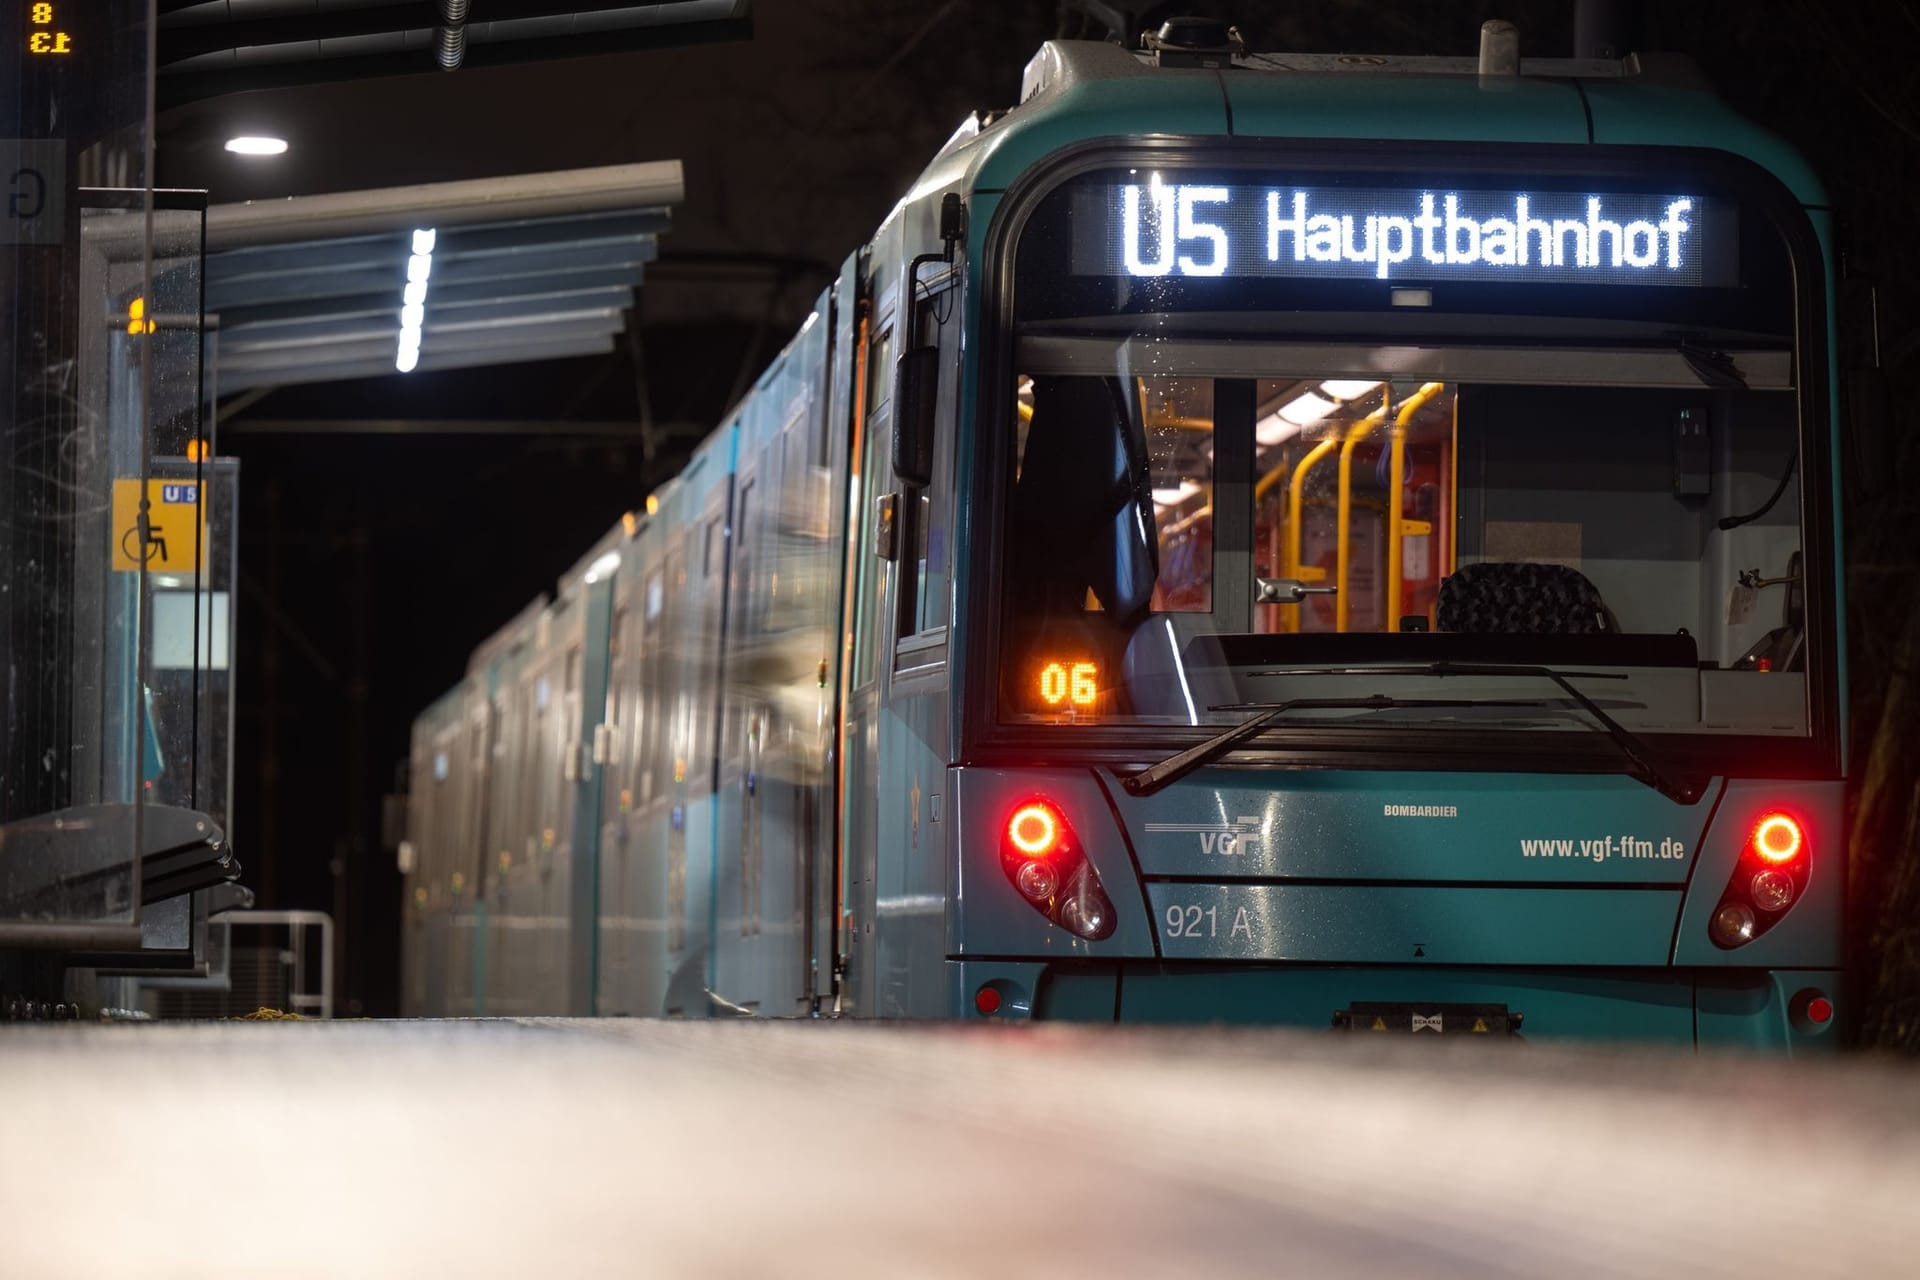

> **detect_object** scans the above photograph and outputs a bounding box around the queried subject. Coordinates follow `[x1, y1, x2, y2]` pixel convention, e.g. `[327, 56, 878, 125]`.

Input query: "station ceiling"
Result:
[204, 160, 681, 394]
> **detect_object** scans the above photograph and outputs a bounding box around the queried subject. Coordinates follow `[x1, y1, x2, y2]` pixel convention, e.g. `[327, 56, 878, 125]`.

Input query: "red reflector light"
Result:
[1752, 813, 1804, 863]
[1806, 996, 1834, 1025]
[975, 986, 1001, 1015]
[1007, 803, 1061, 857]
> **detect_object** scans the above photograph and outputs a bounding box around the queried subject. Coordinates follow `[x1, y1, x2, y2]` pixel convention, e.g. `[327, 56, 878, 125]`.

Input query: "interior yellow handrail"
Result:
[1338, 382, 1445, 632]
[1273, 394, 1393, 633]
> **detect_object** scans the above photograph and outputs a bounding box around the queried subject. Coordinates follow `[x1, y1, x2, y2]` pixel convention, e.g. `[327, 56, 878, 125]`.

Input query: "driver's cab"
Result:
[1003, 363, 1810, 746]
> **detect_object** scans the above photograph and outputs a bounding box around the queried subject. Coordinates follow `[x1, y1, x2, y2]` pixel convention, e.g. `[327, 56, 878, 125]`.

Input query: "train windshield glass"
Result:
[997, 165, 1814, 742]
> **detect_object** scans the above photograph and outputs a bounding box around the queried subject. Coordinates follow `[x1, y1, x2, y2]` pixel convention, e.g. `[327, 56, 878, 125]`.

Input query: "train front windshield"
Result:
[994, 163, 1829, 764]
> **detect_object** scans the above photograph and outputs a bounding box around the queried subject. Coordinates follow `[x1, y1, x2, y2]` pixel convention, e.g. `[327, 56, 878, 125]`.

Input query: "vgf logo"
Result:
[1147, 816, 1263, 857]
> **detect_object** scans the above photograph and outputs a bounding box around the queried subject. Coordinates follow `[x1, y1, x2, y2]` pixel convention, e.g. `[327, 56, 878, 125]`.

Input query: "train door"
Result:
[806, 278, 855, 1013]
[716, 464, 761, 1010]
[873, 266, 961, 1017]
[461, 688, 491, 1014]
[564, 584, 611, 1019]
[476, 671, 518, 1014]
[667, 474, 734, 1016]
[657, 536, 690, 1013]
[595, 547, 644, 1013]
[836, 284, 895, 1014]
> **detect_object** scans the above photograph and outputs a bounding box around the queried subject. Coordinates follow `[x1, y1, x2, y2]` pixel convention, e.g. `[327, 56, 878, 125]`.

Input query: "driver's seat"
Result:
[1437, 562, 1615, 634]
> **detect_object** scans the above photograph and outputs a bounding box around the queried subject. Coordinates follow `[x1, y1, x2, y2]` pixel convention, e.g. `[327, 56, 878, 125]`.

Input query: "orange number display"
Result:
[1038, 660, 1099, 708]
[27, 3, 73, 56]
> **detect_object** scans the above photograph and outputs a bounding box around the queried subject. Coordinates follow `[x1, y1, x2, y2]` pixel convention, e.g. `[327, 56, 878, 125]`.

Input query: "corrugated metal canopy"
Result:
[204, 160, 680, 393]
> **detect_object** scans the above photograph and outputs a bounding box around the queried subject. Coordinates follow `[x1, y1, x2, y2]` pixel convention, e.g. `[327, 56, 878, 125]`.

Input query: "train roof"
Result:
[923, 39, 1824, 208]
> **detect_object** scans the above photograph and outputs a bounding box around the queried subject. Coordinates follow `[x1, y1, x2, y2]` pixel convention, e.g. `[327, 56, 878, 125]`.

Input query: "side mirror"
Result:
[892, 345, 938, 488]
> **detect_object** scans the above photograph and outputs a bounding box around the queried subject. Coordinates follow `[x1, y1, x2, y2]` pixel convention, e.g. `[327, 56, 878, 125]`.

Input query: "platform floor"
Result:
[2, 1019, 1916, 1277]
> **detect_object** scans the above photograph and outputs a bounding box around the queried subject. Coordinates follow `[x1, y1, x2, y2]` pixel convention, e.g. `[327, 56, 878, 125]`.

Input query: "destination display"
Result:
[1071, 178, 1738, 287]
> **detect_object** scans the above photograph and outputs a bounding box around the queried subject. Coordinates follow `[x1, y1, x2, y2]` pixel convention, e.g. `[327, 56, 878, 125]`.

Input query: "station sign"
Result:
[1072, 178, 1736, 287]
[111, 478, 205, 575]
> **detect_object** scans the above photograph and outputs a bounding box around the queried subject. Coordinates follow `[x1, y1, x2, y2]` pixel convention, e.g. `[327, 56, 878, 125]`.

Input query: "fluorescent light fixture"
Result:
[395, 227, 436, 372]
[1321, 380, 1382, 400]
[1152, 480, 1201, 508]
[1255, 413, 1302, 448]
[225, 135, 288, 156]
[1278, 391, 1337, 427]
[1258, 381, 1387, 447]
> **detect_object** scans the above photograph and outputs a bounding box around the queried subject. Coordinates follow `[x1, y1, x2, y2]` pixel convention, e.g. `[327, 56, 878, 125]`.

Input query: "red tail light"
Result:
[1751, 813, 1803, 864]
[1711, 809, 1811, 950]
[1007, 802, 1062, 858]
[997, 797, 1116, 941]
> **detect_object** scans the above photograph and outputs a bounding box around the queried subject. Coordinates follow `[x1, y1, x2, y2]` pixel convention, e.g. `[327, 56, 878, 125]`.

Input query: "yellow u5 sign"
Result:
[111, 478, 206, 574]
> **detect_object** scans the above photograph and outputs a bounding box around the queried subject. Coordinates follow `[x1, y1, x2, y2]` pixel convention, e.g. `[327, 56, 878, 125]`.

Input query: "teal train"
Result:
[402, 27, 1849, 1050]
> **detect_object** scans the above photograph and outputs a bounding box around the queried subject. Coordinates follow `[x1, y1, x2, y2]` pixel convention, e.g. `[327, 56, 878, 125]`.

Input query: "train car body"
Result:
[404, 36, 1848, 1049]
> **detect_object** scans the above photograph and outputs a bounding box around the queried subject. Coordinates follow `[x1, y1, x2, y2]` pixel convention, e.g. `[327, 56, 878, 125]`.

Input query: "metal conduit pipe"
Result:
[436, 0, 469, 70]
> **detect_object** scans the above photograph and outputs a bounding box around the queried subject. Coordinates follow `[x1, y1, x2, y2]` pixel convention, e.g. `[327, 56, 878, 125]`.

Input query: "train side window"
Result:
[867, 324, 894, 411]
[725, 478, 756, 759]
[851, 321, 895, 691]
[896, 280, 959, 650]
[653, 549, 683, 799]
[693, 500, 729, 791]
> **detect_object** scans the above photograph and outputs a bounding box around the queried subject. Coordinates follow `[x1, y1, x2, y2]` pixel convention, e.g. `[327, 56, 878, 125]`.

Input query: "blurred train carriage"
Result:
[403, 23, 1854, 1048]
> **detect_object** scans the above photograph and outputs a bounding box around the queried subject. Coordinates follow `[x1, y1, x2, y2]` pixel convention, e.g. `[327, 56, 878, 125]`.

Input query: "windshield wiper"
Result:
[1122, 694, 1547, 797]
[1247, 661, 1709, 806]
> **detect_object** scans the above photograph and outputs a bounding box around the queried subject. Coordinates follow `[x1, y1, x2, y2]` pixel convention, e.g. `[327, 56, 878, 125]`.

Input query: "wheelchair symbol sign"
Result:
[111, 478, 205, 573]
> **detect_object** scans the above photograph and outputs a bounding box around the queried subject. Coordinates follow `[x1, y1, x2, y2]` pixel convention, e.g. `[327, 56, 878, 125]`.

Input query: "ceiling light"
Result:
[224, 135, 288, 156]
[1321, 380, 1382, 400]
[395, 226, 435, 373]
[1278, 391, 1337, 427]
[1255, 412, 1303, 448]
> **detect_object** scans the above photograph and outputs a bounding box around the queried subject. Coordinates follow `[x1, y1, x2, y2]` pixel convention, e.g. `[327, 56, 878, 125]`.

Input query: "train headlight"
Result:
[1059, 878, 1115, 941]
[1015, 859, 1060, 901]
[1750, 869, 1795, 912]
[1710, 902, 1756, 947]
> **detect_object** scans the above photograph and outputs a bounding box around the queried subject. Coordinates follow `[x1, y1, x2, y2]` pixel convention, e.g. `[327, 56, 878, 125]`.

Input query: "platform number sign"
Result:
[25, 2, 73, 56]
[111, 479, 206, 574]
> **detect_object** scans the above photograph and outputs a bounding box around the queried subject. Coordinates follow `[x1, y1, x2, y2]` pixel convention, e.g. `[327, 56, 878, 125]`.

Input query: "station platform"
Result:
[2, 1019, 1914, 1277]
